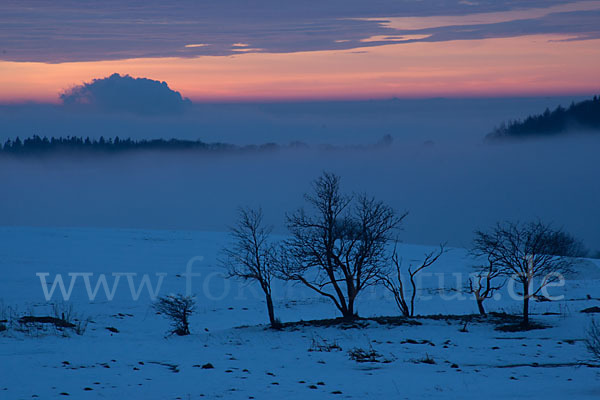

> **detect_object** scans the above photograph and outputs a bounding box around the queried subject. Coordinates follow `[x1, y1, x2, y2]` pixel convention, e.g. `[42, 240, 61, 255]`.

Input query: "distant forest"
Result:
[0, 134, 394, 156]
[487, 95, 600, 140]
[0, 136, 282, 156]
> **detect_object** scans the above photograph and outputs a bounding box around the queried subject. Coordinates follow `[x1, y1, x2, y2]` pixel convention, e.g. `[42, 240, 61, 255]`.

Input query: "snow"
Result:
[1, 226, 599, 399]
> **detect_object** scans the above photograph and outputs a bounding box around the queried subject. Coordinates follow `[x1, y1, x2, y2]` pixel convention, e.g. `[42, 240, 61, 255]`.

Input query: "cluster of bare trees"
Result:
[221, 172, 446, 326]
[154, 172, 586, 335]
[220, 171, 584, 329]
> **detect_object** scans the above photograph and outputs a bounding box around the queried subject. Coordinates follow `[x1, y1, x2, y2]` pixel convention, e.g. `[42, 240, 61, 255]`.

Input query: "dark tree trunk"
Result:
[181, 314, 190, 335]
[342, 311, 356, 321]
[523, 283, 530, 327]
[400, 303, 410, 317]
[342, 300, 357, 321]
[476, 298, 486, 315]
[266, 293, 277, 327]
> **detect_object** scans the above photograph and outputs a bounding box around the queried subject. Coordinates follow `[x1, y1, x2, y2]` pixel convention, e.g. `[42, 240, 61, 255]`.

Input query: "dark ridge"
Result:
[486, 95, 600, 140]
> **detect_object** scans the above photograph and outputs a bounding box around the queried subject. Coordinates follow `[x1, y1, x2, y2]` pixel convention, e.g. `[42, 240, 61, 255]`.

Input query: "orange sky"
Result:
[1, 34, 599, 103]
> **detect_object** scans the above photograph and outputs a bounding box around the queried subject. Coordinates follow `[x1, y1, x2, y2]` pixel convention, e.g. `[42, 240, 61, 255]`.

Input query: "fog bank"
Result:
[1, 96, 592, 146]
[1, 134, 598, 252]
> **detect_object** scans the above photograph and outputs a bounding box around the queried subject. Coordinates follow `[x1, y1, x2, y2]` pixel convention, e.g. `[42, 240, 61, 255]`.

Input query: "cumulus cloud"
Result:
[60, 73, 191, 115]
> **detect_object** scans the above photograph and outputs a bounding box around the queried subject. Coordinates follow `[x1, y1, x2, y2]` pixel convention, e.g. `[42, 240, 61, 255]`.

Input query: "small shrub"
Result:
[586, 319, 600, 360]
[347, 345, 387, 363]
[153, 294, 196, 336]
[53, 302, 74, 323]
[52, 301, 90, 336]
[415, 353, 436, 365]
[308, 335, 342, 352]
[74, 318, 91, 336]
[0, 300, 17, 333]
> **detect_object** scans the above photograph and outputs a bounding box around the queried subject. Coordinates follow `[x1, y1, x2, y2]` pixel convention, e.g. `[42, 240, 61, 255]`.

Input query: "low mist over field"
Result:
[1, 131, 598, 251]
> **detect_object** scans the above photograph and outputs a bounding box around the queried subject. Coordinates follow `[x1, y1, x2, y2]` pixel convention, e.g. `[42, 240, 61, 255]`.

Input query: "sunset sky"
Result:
[1, 0, 600, 103]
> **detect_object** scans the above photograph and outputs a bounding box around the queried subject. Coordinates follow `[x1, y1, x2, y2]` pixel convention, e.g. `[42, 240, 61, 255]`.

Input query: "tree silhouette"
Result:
[278, 172, 405, 321]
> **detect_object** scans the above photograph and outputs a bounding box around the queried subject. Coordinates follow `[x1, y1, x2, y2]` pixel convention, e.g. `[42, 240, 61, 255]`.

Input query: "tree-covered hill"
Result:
[487, 95, 600, 140]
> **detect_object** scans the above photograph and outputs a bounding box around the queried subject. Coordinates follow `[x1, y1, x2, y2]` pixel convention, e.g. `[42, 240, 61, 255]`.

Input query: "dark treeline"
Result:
[0, 135, 282, 156]
[0, 134, 394, 156]
[487, 95, 600, 140]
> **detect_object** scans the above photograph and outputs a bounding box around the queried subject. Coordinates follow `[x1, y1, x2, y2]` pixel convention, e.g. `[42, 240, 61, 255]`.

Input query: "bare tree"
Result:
[473, 221, 579, 326]
[153, 294, 196, 336]
[379, 244, 446, 317]
[465, 257, 504, 315]
[221, 207, 279, 327]
[278, 172, 405, 321]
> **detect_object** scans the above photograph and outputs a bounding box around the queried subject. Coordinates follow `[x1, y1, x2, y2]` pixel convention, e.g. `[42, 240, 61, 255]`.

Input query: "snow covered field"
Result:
[1, 226, 599, 399]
